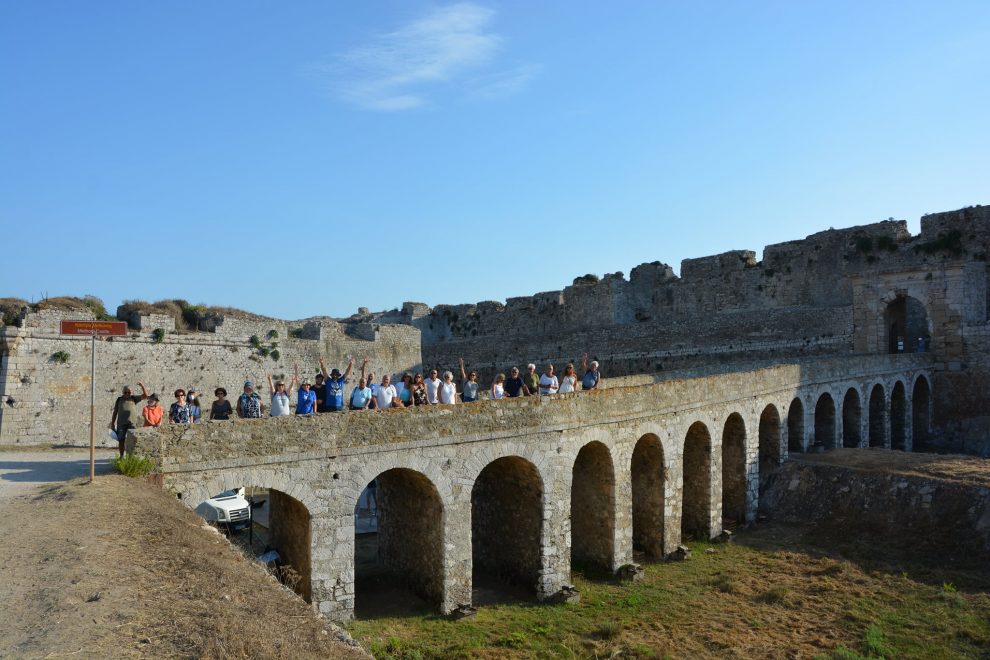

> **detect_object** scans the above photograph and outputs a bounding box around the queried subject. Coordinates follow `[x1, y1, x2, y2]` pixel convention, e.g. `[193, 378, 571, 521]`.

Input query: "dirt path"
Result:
[0, 469, 368, 659]
[0, 448, 115, 501]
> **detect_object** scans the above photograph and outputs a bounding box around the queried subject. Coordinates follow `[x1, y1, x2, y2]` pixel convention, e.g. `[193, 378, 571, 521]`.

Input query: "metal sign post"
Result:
[59, 321, 128, 483]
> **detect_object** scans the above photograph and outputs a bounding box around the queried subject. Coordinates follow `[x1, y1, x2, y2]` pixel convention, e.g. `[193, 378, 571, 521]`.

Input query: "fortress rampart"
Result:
[2, 205, 987, 452]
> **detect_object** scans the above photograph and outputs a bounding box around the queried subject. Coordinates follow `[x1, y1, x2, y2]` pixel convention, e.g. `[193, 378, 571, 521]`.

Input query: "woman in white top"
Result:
[538, 364, 559, 395]
[558, 363, 578, 394]
[491, 373, 506, 400]
[267, 373, 297, 417]
[439, 371, 459, 404]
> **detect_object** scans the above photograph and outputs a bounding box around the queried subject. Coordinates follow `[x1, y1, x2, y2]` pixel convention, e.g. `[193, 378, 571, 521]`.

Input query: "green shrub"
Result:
[249, 335, 261, 348]
[112, 454, 154, 478]
[51, 351, 70, 364]
[267, 329, 279, 339]
[151, 328, 166, 343]
[81, 295, 115, 321]
[289, 328, 304, 339]
[259, 347, 270, 357]
[270, 349, 280, 361]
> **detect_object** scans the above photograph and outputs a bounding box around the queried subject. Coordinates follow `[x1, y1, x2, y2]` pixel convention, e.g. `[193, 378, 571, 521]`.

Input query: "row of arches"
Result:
[216, 372, 932, 619]
[792, 375, 931, 452]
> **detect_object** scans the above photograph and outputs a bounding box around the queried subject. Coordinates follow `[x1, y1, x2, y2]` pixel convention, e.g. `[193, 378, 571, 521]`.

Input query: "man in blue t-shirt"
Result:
[581, 352, 601, 390]
[318, 356, 355, 412]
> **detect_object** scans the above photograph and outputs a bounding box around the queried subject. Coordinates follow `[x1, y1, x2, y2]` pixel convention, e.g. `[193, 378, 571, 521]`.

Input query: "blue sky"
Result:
[2, 1, 988, 320]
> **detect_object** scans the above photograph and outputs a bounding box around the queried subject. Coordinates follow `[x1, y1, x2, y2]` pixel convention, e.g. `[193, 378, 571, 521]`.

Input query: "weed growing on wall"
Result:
[151, 328, 165, 343]
[50, 351, 70, 364]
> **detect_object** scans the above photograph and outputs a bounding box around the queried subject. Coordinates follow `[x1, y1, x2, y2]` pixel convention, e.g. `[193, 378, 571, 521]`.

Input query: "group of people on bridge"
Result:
[109, 354, 602, 457]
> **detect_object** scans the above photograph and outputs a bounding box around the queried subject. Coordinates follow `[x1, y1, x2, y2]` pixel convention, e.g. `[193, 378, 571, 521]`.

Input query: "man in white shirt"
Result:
[539, 364, 559, 396]
[375, 374, 402, 409]
[425, 369, 441, 404]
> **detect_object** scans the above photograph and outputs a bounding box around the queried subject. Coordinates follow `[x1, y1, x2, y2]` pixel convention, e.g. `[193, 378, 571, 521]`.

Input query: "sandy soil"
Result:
[0, 464, 368, 659]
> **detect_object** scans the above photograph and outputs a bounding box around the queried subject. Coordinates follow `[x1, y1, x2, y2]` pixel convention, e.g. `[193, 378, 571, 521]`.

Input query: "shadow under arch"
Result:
[571, 441, 615, 574]
[682, 421, 713, 541]
[354, 467, 444, 618]
[631, 433, 665, 560]
[721, 413, 747, 529]
[196, 485, 313, 603]
[472, 456, 543, 604]
[842, 388, 862, 448]
[758, 404, 781, 496]
[869, 384, 886, 447]
[814, 393, 836, 450]
[891, 381, 907, 450]
[885, 295, 931, 354]
[787, 398, 805, 453]
[913, 375, 932, 451]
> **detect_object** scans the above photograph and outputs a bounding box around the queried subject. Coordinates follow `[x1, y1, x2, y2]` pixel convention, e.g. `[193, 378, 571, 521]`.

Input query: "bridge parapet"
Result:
[132, 353, 932, 622]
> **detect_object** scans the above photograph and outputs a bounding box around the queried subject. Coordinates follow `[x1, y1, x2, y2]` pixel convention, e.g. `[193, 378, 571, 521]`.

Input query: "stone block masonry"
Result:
[135, 352, 932, 621]
[0, 309, 421, 446]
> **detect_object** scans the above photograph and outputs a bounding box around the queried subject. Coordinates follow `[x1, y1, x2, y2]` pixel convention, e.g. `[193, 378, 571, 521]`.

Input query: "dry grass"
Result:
[350, 527, 990, 658]
[0, 472, 367, 659]
[792, 449, 990, 489]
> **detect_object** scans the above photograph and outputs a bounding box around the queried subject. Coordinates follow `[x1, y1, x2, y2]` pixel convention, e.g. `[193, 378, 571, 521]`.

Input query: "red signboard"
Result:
[59, 320, 128, 337]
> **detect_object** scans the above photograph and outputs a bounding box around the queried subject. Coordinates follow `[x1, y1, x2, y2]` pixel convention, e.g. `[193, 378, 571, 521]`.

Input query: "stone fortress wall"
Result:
[0, 307, 421, 446]
[1, 204, 987, 450]
[365, 205, 989, 453]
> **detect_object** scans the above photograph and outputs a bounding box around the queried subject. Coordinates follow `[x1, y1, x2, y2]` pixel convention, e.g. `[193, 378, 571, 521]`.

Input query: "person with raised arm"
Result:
[360, 356, 378, 409]
[110, 382, 149, 458]
[319, 355, 355, 413]
[581, 352, 602, 390]
[459, 358, 480, 403]
[268, 372, 297, 417]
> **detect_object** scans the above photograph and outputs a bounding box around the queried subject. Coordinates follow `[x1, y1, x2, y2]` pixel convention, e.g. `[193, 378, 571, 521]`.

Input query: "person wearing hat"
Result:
[110, 382, 149, 458]
[141, 393, 163, 428]
[318, 355, 355, 412]
[237, 380, 264, 418]
[294, 364, 317, 416]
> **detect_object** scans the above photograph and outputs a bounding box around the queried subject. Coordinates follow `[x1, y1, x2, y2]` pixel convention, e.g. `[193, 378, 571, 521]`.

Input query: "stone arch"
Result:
[912, 375, 932, 451]
[814, 393, 837, 450]
[354, 467, 445, 617]
[884, 295, 930, 354]
[682, 421, 713, 541]
[868, 384, 886, 448]
[631, 433, 665, 560]
[787, 397, 805, 452]
[758, 404, 781, 495]
[891, 381, 907, 450]
[571, 441, 615, 573]
[193, 483, 313, 602]
[472, 456, 543, 596]
[842, 388, 862, 448]
[721, 413, 747, 529]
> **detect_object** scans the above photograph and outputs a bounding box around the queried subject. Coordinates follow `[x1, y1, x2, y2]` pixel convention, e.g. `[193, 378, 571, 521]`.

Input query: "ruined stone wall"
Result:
[0, 308, 421, 446]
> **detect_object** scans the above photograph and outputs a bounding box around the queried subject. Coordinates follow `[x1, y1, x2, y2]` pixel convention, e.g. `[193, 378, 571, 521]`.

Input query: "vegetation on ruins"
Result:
[49, 351, 70, 364]
[151, 328, 165, 344]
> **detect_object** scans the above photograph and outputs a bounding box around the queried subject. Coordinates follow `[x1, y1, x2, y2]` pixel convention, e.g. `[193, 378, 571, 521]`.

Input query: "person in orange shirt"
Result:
[142, 393, 164, 428]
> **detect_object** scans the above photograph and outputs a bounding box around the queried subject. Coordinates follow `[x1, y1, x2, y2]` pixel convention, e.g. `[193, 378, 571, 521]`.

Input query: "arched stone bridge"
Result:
[134, 354, 933, 621]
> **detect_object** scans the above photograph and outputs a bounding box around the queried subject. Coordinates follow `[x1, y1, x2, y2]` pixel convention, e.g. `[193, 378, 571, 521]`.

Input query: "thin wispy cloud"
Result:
[315, 3, 535, 110]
